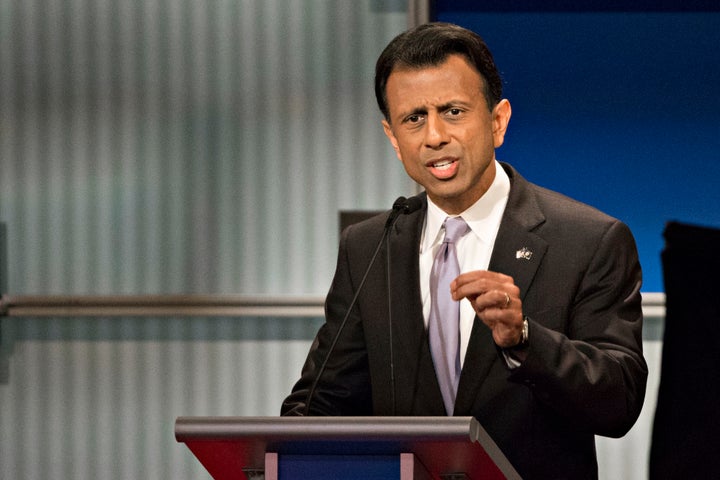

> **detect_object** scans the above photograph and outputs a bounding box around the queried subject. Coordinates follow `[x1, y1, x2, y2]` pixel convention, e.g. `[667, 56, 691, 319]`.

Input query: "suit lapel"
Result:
[455, 164, 548, 414]
[489, 218, 547, 302]
[387, 195, 446, 415]
[490, 164, 548, 300]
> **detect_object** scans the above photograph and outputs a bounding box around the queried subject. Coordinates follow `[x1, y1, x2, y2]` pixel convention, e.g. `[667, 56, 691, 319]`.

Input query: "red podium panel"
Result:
[175, 416, 521, 480]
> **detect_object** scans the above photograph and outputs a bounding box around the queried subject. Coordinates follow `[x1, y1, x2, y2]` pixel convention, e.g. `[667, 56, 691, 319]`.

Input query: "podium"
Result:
[175, 416, 521, 479]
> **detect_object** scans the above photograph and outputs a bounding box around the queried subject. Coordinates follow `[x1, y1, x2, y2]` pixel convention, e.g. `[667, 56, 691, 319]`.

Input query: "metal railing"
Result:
[1, 293, 665, 318]
[0, 294, 325, 317]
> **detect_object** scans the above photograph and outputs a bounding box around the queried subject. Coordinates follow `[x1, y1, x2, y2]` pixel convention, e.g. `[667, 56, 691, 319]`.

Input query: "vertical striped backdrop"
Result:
[0, 1, 660, 478]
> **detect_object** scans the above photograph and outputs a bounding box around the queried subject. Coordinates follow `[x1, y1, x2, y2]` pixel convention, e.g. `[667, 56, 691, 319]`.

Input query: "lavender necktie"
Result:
[429, 216, 469, 415]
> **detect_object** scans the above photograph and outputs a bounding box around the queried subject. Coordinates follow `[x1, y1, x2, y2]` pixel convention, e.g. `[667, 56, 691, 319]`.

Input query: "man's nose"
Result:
[424, 113, 450, 149]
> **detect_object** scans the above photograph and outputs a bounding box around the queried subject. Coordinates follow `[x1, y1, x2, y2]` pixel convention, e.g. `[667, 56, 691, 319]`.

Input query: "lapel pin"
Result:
[516, 247, 533, 260]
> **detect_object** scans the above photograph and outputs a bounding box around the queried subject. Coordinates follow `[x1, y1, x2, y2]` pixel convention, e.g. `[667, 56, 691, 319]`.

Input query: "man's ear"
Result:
[492, 99, 512, 149]
[382, 119, 402, 161]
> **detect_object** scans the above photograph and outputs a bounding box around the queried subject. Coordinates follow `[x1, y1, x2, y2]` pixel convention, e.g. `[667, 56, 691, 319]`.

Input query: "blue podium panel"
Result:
[279, 454, 398, 480]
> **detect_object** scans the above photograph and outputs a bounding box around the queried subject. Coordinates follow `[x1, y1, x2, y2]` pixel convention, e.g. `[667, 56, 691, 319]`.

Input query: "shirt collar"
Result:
[421, 160, 510, 253]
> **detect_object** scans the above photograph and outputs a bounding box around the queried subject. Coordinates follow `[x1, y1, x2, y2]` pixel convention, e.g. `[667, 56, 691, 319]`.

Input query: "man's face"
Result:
[382, 54, 511, 214]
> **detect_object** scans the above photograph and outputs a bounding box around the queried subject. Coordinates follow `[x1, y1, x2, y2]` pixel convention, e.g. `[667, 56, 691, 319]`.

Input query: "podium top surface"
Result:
[175, 416, 481, 442]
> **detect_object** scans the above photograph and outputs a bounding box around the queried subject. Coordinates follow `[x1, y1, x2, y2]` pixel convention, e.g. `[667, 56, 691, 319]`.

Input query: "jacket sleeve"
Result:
[508, 219, 648, 437]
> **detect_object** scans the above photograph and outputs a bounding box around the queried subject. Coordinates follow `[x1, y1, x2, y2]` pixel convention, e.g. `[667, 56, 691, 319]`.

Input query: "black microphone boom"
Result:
[303, 194, 422, 415]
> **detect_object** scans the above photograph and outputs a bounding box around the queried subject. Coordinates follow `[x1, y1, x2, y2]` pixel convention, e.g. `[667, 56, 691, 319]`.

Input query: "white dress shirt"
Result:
[419, 160, 510, 367]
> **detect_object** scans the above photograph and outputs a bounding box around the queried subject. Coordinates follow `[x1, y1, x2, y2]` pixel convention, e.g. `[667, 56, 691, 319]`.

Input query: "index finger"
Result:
[451, 270, 513, 291]
[451, 271, 516, 303]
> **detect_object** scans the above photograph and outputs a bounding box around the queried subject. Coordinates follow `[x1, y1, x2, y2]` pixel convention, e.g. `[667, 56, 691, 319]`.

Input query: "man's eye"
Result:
[448, 108, 462, 116]
[407, 114, 422, 123]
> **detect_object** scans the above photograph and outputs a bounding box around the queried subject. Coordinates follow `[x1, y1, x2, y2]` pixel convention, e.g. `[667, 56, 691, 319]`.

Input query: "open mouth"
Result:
[431, 158, 455, 170]
[427, 157, 458, 179]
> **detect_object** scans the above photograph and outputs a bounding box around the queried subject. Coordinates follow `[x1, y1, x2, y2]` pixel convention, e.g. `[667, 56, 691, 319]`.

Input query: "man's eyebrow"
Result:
[396, 100, 470, 122]
[398, 107, 428, 121]
[439, 100, 472, 110]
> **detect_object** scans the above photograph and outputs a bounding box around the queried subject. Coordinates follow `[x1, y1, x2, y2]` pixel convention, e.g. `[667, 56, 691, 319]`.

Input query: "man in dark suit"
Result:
[282, 23, 647, 479]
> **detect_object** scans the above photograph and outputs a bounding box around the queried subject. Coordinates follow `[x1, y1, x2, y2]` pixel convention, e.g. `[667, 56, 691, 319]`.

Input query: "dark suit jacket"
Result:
[282, 163, 648, 479]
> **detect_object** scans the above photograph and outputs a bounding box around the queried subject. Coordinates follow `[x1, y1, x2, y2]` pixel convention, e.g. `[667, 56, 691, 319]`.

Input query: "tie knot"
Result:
[443, 216, 468, 244]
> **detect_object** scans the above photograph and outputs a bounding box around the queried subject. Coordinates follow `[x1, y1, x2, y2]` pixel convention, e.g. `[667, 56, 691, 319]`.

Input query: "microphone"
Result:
[384, 195, 423, 228]
[385, 195, 422, 413]
[403, 195, 424, 215]
[303, 194, 422, 415]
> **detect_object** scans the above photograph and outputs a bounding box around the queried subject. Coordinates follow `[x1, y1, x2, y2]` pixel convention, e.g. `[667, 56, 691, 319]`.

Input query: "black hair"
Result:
[375, 22, 503, 121]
